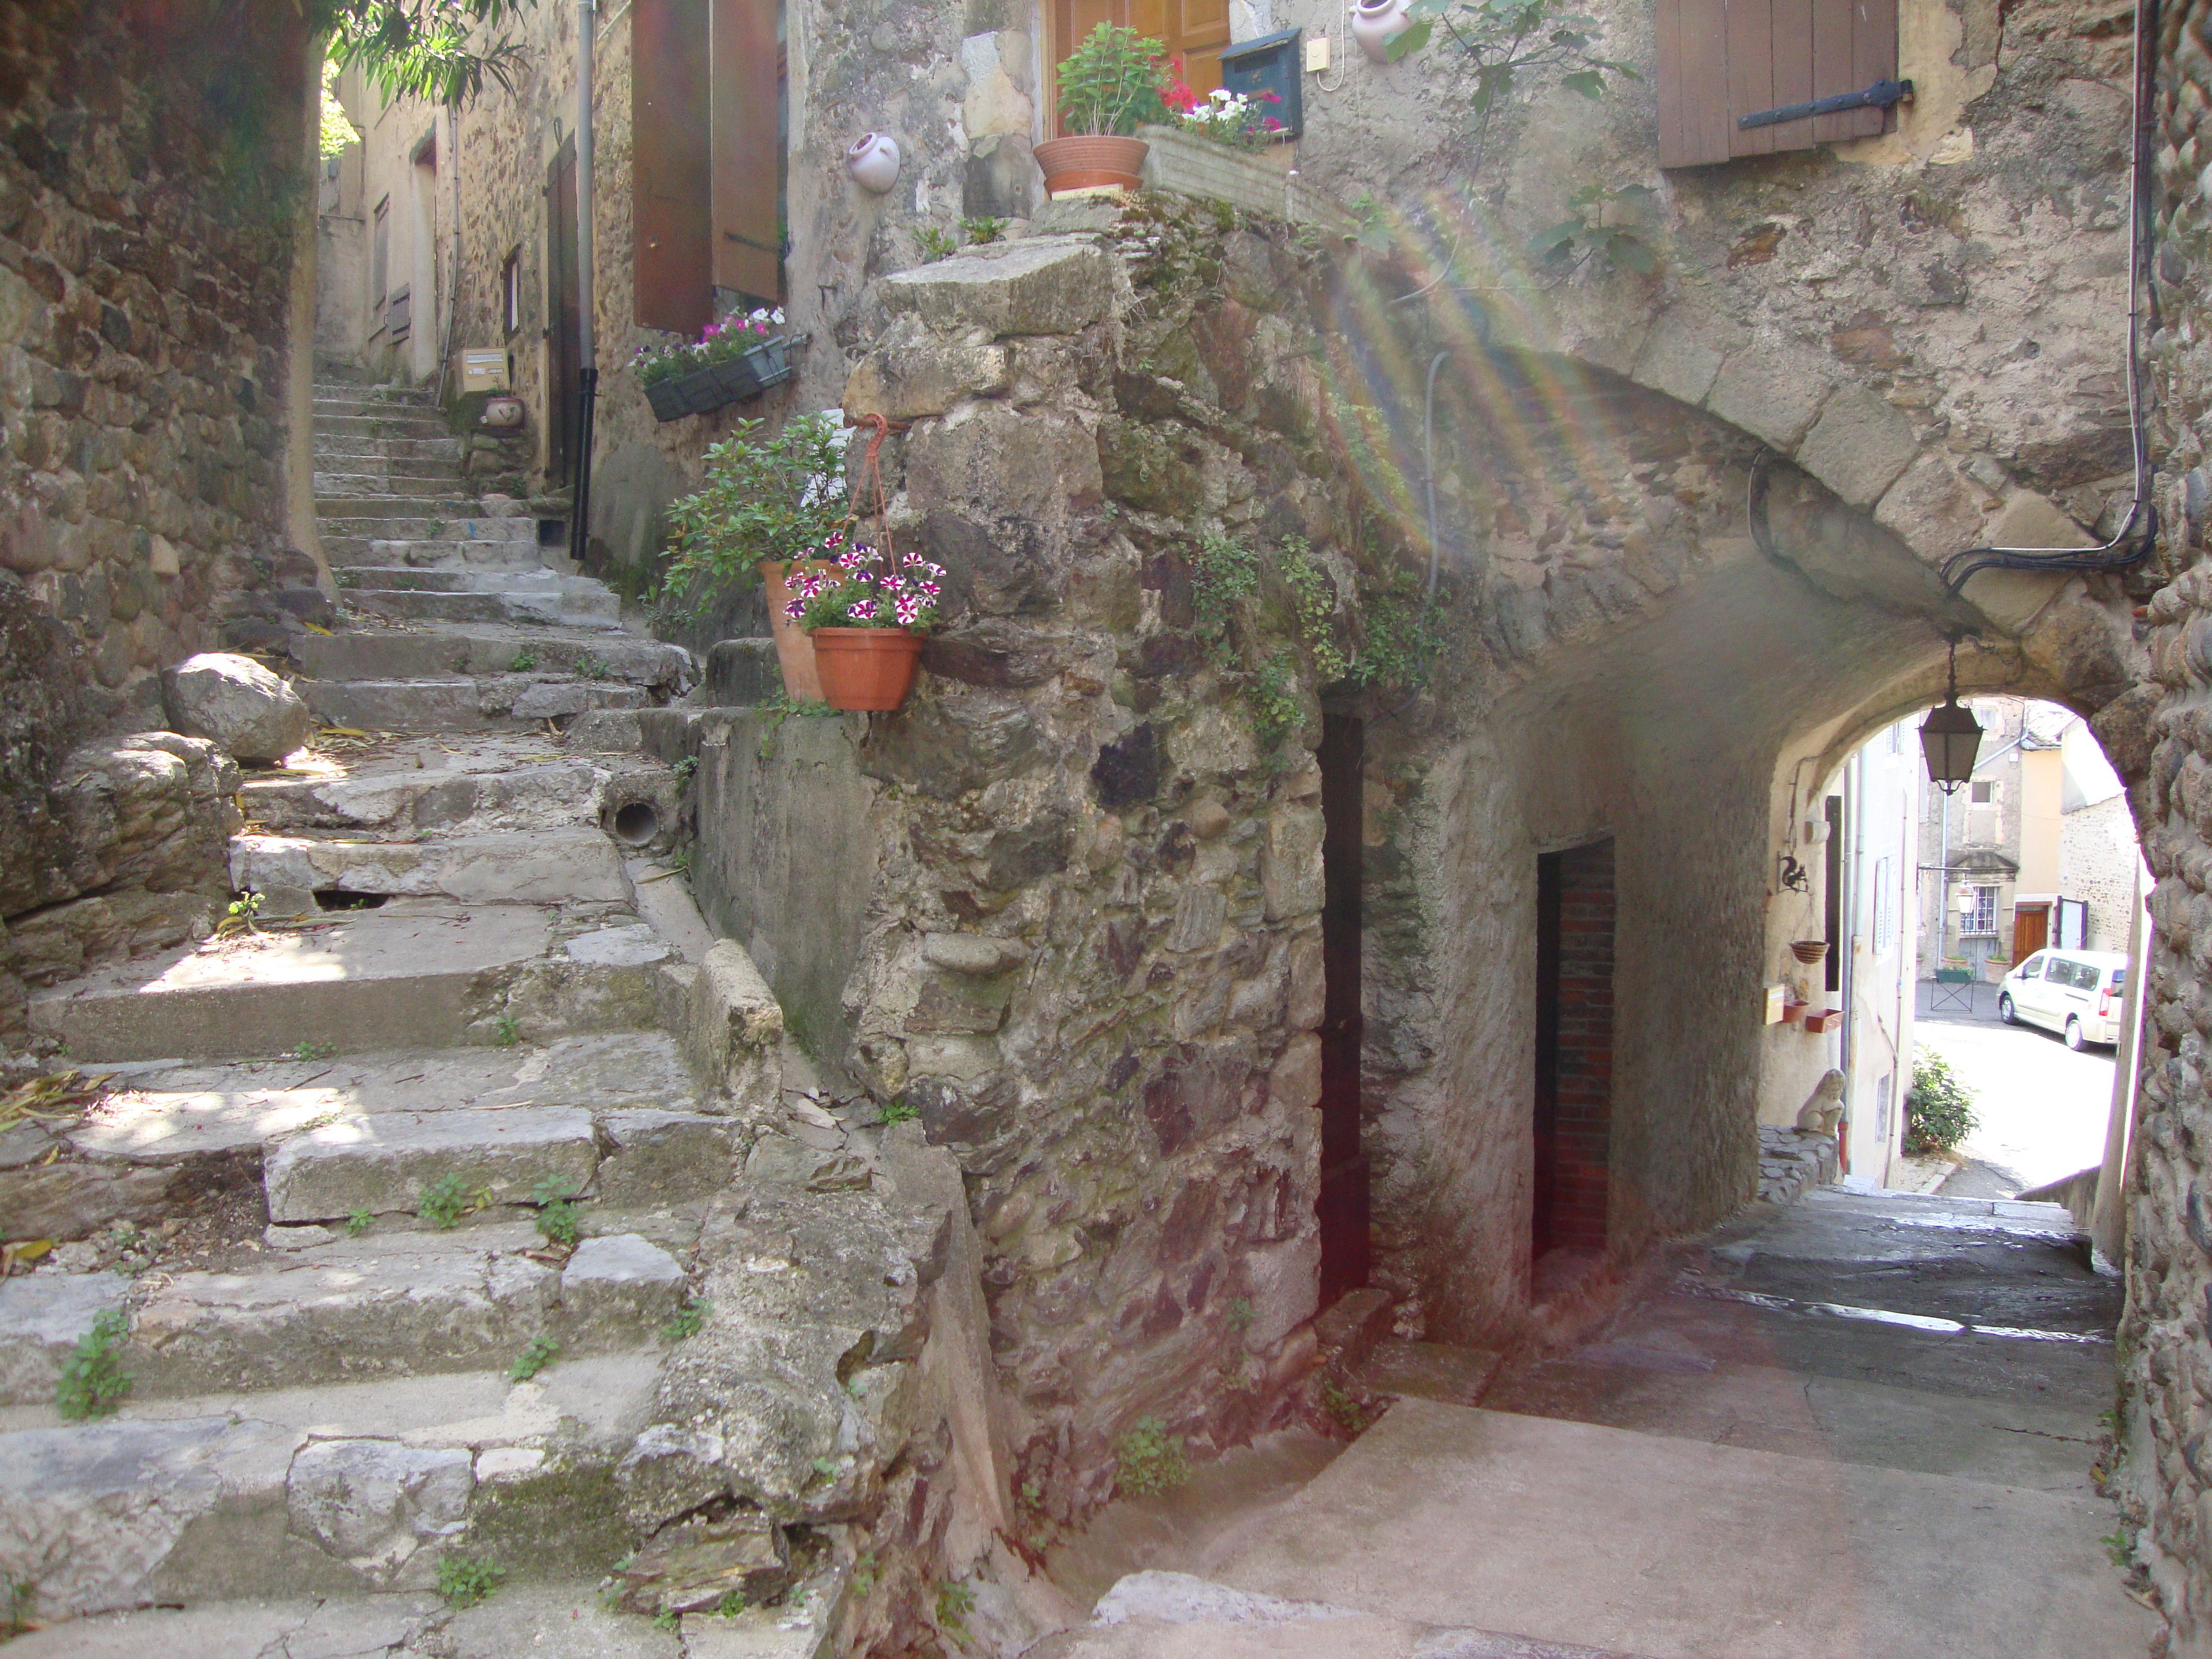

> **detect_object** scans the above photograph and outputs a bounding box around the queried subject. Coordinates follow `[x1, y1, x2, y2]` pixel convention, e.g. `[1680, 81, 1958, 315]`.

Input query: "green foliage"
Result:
[1904, 1051, 1979, 1156]
[878, 1095, 919, 1125]
[661, 413, 848, 614]
[347, 1207, 374, 1238]
[1113, 1416, 1191, 1498]
[288, 1040, 338, 1062]
[961, 216, 1008, 246]
[1279, 538, 1347, 680]
[318, 58, 359, 158]
[1190, 530, 1262, 659]
[435, 1553, 505, 1610]
[917, 225, 962, 263]
[670, 756, 698, 784]
[492, 1014, 521, 1048]
[935, 1579, 977, 1636]
[418, 1171, 473, 1230]
[662, 1296, 708, 1340]
[578, 656, 611, 680]
[1224, 1296, 1255, 1332]
[1244, 648, 1304, 750]
[509, 646, 538, 671]
[316, 1, 534, 105]
[1528, 183, 1658, 276]
[850, 1552, 879, 1597]
[1056, 22, 1172, 136]
[531, 1174, 581, 1246]
[653, 1608, 681, 1630]
[55, 1308, 132, 1421]
[714, 1590, 748, 1616]
[6, 1578, 35, 1639]
[508, 1334, 559, 1382]
[1390, 0, 1639, 120]
[1319, 1379, 1369, 1434]
[1350, 587, 1445, 693]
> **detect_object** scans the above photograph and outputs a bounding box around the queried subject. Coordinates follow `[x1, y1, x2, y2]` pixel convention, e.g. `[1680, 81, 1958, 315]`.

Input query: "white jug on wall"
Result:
[847, 133, 901, 194]
[1350, 0, 1413, 62]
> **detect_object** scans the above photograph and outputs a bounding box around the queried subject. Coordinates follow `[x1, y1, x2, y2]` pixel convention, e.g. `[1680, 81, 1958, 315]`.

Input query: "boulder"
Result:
[161, 653, 312, 764]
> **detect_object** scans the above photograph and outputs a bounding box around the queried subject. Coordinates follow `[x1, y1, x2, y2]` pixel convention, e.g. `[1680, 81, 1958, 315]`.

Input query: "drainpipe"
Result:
[568, 0, 599, 570]
[1839, 749, 1863, 1172]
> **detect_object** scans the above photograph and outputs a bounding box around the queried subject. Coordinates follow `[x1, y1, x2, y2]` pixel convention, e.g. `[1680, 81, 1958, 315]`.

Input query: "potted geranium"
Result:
[662, 411, 847, 699]
[634, 306, 796, 421]
[784, 545, 946, 711]
[1037, 23, 1171, 195]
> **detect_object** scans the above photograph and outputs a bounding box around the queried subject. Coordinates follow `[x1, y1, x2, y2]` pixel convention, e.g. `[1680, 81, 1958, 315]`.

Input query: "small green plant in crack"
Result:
[510, 646, 539, 671]
[531, 1173, 582, 1247]
[878, 1095, 919, 1126]
[492, 1013, 521, 1048]
[1190, 530, 1261, 664]
[436, 1553, 504, 1609]
[1277, 537, 1346, 680]
[714, 1588, 748, 1616]
[960, 215, 1006, 246]
[220, 889, 265, 937]
[652, 1607, 681, 1630]
[508, 1334, 560, 1383]
[346, 1207, 374, 1238]
[579, 655, 612, 680]
[662, 1296, 708, 1340]
[916, 225, 961, 263]
[1224, 1296, 1255, 1333]
[935, 1579, 977, 1637]
[850, 1552, 879, 1597]
[811, 1455, 841, 1480]
[334, 567, 360, 588]
[670, 755, 698, 784]
[1243, 648, 1304, 751]
[1113, 1416, 1190, 1498]
[5, 1578, 36, 1639]
[287, 1040, 338, 1061]
[1320, 1378, 1368, 1435]
[418, 1171, 474, 1230]
[55, 1307, 132, 1421]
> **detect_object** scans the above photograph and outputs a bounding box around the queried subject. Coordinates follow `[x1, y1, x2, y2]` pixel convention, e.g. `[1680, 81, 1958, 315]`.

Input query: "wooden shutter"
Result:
[1656, 0, 1896, 169]
[633, 0, 712, 334]
[711, 0, 782, 304]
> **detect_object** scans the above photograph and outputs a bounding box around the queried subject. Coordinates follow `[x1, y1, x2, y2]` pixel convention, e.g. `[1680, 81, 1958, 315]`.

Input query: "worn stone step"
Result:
[301, 675, 654, 733]
[239, 738, 677, 834]
[327, 541, 547, 573]
[315, 471, 474, 501]
[25, 903, 671, 1061]
[312, 392, 441, 419]
[320, 513, 536, 543]
[295, 628, 687, 690]
[230, 826, 629, 914]
[338, 565, 574, 594]
[349, 587, 621, 627]
[0, 1357, 661, 1618]
[315, 433, 465, 461]
[311, 457, 469, 488]
[264, 1104, 601, 1223]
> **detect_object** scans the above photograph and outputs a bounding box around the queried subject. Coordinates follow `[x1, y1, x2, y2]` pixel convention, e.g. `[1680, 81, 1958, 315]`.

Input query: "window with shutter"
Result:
[633, 0, 713, 335]
[710, 0, 783, 305]
[1655, 0, 1898, 169]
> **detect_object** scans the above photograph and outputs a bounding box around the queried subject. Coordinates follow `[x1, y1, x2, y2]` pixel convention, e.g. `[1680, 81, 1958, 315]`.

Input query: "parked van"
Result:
[1996, 950, 2130, 1050]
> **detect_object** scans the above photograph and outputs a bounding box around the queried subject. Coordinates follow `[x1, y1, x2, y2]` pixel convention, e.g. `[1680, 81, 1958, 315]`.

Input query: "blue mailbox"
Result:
[1219, 28, 1303, 140]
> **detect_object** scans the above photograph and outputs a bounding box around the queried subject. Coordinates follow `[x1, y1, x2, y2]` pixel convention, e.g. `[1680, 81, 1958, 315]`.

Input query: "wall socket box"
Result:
[1304, 35, 1331, 72]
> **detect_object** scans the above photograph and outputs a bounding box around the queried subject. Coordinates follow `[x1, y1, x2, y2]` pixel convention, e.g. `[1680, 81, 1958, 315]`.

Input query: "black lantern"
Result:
[1919, 639, 1983, 793]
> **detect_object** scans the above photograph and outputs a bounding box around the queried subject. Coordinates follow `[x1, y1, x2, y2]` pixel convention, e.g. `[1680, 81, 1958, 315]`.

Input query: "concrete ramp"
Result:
[1198, 1401, 2153, 1659]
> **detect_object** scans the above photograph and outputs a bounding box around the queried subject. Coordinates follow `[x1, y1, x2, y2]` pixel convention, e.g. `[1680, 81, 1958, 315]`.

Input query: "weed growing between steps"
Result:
[531, 1175, 581, 1245]
[661, 1296, 707, 1340]
[436, 1554, 504, 1609]
[508, 1335, 560, 1382]
[418, 1171, 482, 1229]
[55, 1308, 132, 1420]
[1112, 1417, 1191, 1498]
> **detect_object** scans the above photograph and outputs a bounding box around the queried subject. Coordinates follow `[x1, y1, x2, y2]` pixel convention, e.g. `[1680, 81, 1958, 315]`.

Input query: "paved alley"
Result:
[1044, 1186, 2152, 1659]
[1914, 982, 2117, 1194]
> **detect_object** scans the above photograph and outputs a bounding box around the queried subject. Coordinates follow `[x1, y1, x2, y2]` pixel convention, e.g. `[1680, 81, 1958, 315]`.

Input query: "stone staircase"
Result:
[0, 383, 959, 1655]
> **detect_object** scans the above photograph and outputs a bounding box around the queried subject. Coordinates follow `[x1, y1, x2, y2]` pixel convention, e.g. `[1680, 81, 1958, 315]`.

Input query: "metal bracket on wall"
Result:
[1739, 78, 1912, 131]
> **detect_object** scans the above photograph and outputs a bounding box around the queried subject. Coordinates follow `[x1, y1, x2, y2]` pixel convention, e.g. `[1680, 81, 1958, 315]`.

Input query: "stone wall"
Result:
[2116, 0, 2212, 1644]
[2061, 792, 2146, 953]
[0, 0, 312, 1041]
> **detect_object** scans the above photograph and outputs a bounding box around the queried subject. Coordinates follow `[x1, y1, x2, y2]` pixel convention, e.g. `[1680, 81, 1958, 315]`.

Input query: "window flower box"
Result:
[643, 335, 795, 422]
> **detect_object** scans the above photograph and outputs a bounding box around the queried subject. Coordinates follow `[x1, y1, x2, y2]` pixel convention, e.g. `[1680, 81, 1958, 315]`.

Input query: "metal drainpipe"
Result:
[1838, 749, 1861, 1171]
[568, 0, 599, 571]
[1422, 349, 1447, 599]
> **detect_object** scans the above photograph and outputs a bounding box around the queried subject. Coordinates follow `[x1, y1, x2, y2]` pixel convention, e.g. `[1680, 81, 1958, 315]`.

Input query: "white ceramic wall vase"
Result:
[1350, 0, 1413, 62]
[847, 133, 901, 194]
[482, 395, 524, 429]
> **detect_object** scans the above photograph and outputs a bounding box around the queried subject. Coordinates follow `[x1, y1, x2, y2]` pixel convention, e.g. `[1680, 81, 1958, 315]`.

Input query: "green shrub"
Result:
[1113, 1416, 1190, 1498]
[1904, 1051, 1979, 1156]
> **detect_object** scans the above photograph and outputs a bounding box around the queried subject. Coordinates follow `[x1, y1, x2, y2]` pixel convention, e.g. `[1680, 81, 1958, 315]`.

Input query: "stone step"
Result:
[230, 825, 630, 915]
[263, 1104, 601, 1224]
[312, 392, 441, 419]
[337, 565, 578, 594]
[315, 495, 482, 521]
[312, 412, 457, 441]
[314, 471, 472, 500]
[347, 586, 620, 628]
[241, 745, 676, 839]
[0, 1358, 662, 1617]
[301, 674, 653, 733]
[314, 434, 465, 462]
[310, 452, 468, 484]
[24, 902, 672, 1062]
[327, 540, 549, 572]
[319, 510, 534, 538]
[295, 630, 687, 695]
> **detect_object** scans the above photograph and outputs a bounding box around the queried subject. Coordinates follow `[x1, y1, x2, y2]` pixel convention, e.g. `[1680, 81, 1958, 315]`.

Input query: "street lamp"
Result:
[1919, 637, 1983, 794]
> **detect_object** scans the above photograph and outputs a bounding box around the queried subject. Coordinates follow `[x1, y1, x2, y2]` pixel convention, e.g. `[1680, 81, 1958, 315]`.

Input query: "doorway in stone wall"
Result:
[1317, 711, 1368, 1306]
[547, 137, 581, 486]
[1532, 838, 1615, 1288]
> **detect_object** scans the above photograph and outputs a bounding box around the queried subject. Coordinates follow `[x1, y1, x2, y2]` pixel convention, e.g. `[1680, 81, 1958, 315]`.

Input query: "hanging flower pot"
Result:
[847, 132, 902, 193]
[1034, 134, 1150, 195]
[1789, 940, 1830, 965]
[811, 627, 926, 711]
[759, 559, 834, 702]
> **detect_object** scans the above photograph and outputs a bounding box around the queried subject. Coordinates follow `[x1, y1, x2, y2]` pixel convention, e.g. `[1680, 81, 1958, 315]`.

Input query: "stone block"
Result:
[843, 317, 1013, 422]
[684, 941, 784, 1104]
[161, 651, 312, 764]
[0, 1272, 131, 1407]
[921, 932, 1027, 974]
[1243, 1233, 1321, 1349]
[598, 1110, 743, 1206]
[879, 236, 1112, 338]
[560, 1234, 687, 1342]
[1262, 807, 1325, 922]
[1166, 887, 1228, 952]
[285, 1439, 473, 1580]
[1793, 386, 1920, 508]
[263, 1106, 600, 1223]
[614, 1511, 792, 1615]
[703, 638, 780, 707]
[1629, 306, 1743, 407]
[1876, 453, 1989, 562]
[1270, 1033, 1321, 1110]
[1707, 346, 1837, 450]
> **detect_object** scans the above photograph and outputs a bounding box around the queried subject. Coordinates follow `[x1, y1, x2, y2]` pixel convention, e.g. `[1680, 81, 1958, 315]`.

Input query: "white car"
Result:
[1996, 949, 2130, 1050]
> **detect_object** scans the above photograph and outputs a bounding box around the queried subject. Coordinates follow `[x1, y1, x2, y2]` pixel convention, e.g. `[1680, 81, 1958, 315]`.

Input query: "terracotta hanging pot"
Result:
[759, 560, 834, 702]
[811, 628, 924, 711]
[1789, 939, 1830, 964]
[1034, 135, 1149, 196]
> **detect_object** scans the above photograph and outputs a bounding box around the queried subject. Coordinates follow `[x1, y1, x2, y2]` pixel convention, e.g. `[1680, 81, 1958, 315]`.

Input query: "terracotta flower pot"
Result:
[811, 627, 924, 711]
[1034, 134, 1149, 196]
[1789, 940, 1830, 964]
[759, 560, 834, 702]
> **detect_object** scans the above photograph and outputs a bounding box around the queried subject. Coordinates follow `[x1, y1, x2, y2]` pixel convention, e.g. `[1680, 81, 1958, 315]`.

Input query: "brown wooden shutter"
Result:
[711, 0, 782, 304]
[633, 0, 713, 334]
[1656, 0, 1896, 169]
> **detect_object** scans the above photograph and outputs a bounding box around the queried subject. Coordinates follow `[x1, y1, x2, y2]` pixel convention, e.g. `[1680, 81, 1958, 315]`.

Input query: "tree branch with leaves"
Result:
[310, 0, 535, 106]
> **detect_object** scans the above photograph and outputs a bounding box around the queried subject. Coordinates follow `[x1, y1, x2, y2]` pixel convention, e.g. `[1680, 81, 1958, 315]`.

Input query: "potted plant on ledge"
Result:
[784, 545, 946, 711]
[1036, 23, 1170, 196]
[634, 306, 796, 422]
[662, 410, 847, 700]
